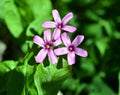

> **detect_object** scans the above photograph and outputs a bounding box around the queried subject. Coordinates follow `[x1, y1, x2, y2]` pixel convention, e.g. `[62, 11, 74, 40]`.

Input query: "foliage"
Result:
[0, 0, 120, 95]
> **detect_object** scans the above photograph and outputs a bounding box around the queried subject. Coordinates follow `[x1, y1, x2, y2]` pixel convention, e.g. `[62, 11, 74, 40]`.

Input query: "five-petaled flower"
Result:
[33, 29, 61, 64]
[42, 9, 76, 40]
[54, 32, 88, 65]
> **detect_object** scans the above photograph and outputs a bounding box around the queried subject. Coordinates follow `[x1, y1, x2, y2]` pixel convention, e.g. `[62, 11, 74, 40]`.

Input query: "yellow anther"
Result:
[58, 25, 62, 29]
[69, 47, 73, 51]
[46, 45, 50, 49]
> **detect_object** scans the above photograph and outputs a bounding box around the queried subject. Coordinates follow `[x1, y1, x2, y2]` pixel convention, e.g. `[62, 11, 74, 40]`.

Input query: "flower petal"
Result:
[54, 47, 68, 55]
[53, 37, 62, 46]
[53, 28, 61, 40]
[62, 25, 76, 32]
[67, 52, 75, 65]
[48, 49, 58, 64]
[42, 21, 56, 28]
[75, 48, 88, 57]
[35, 49, 47, 63]
[33, 35, 44, 47]
[44, 29, 51, 42]
[61, 32, 71, 46]
[62, 12, 73, 25]
[52, 9, 61, 23]
[72, 35, 84, 47]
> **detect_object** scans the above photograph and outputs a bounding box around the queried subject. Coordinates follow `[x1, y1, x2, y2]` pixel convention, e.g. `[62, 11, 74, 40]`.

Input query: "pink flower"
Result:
[54, 32, 88, 65]
[33, 29, 61, 64]
[42, 9, 76, 40]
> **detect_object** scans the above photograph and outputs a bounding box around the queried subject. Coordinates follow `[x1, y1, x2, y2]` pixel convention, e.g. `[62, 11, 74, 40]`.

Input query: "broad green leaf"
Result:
[26, 18, 46, 36]
[99, 19, 113, 36]
[113, 31, 120, 39]
[34, 58, 71, 95]
[85, 10, 100, 21]
[0, 0, 4, 18]
[62, 77, 86, 93]
[80, 58, 95, 77]
[88, 76, 116, 95]
[3, 0, 23, 38]
[22, 52, 38, 95]
[6, 52, 37, 95]
[25, 0, 52, 36]
[25, 0, 52, 18]
[14, 0, 33, 27]
[7, 66, 26, 95]
[84, 23, 102, 37]
[7, 64, 36, 95]
[95, 38, 109, 56]
[25, 65, 38, 95]
[0, 60, 18, 75]
[0, 60, 18, 93]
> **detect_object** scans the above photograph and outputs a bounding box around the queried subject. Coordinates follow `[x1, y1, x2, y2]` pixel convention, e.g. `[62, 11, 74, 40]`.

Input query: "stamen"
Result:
[68, 46, 74, 52]
[58, 25, 62, 29]
[57, 23, 63, 29]
[69, 47, 73, 51]
[46, 44, 50, 49]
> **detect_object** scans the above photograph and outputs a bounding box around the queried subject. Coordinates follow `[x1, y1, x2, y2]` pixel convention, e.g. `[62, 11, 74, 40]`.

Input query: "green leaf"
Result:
[25, 65, 38, 95]
[25, 0, 52, 36]
[34, 58, 71, 95]
[113, 31, 120, 39]
[0, 0, 4, 18]
[7, 66, 26, 95]
[85, 10, 100, 21]
[25, 0, 52, 19]
[84, 23, 102, 37]
[95, 38, 109, 56]
[3, 0, 23, 38]
[0, 60, 18, 93]
[0, 60, 18, 75]
[80, 58, 95, 77]
[99, 19, 113, 37]
[6, 52, 38, 95]
[26, 18, 45, 36]
[88, 76, 116, 95]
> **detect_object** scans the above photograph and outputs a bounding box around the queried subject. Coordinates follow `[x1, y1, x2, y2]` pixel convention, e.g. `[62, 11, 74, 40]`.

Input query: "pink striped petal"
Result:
[52, 9, 61, 23]
[53, 28, 61, 40]
[62, 25, 76, 32]
[61, 32, 71, 47]
[44, 29, 51, 42]
[62, 12, 73, 25]
[33, 35, 44, 47]
[35, 49, 47, 63]
[48, 49, 58, 64]
[53, 37, 62, 46]
[42, 21, 56, 28]
[72, 35, 84, 47]
[54, 47, 68, 55]
[75, 48, 88, 57]
[67, 52, 75, 65]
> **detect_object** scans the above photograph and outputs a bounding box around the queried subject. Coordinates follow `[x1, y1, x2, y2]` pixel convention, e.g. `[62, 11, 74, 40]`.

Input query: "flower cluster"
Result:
[33, 9, 88, 65]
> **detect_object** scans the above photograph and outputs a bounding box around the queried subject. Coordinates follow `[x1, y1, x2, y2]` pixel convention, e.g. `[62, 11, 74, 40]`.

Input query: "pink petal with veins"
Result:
[72, 35, 84, 47]
[33, 35, 44, 47]
[62, 12, 73, 25]
[61, 32, 71, 46]
[35, 49, 47, 63]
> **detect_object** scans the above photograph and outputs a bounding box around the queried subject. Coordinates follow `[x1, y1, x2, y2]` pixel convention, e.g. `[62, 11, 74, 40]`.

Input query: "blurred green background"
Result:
[0, 0, 120, 95]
